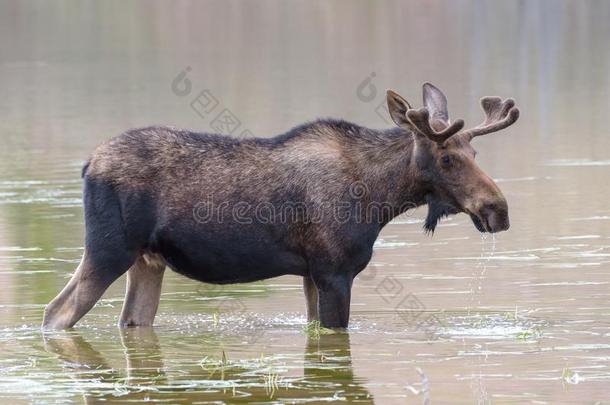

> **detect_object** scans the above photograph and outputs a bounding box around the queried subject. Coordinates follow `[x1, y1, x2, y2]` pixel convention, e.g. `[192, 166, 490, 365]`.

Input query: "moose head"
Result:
[387, 83, 519, 233]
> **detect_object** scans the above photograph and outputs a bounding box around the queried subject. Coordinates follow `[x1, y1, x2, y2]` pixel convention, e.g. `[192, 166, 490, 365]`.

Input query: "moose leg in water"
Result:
[303, 277, 319, 322]
[119, 255, 166, 327]
[312, 271, 353, 328]
[42, 249, 130, 329]
[43, 177, 138, 329]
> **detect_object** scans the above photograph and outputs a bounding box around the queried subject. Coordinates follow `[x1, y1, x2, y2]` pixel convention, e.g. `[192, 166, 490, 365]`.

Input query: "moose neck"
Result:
[346, 126, 430, 224]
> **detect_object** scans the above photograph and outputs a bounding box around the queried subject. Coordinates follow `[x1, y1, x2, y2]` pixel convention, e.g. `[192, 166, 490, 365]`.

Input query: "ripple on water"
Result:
[544, 158, 610, 166]
[0, 177, 82, 207]
[439, 313, 548, 340]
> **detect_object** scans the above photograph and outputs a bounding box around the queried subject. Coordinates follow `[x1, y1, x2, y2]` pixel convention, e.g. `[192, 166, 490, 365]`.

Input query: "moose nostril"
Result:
[483, 203, 496, 212]
[480, 201, 510, 232]
[481, 201, 507, 215]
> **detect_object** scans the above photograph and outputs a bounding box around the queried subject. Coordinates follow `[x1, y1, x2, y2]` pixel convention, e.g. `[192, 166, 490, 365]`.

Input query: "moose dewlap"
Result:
[42, 83, 519, 330]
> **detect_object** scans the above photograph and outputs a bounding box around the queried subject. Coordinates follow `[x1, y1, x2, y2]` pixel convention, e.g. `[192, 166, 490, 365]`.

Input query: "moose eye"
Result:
[441, 155, 451, 166]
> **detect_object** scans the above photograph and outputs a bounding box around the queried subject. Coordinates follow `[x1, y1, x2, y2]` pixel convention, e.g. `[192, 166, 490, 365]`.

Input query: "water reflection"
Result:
[43, 333, 117, 405]
[42, 330, 372, 403]
[304, 333, 372, 403]
[120, 328, 167, 387]
[1, 0, 610, 402]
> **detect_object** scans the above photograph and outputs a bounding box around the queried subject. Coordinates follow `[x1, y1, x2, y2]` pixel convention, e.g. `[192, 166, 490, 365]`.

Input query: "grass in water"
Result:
[198, 350, 286, 399]
[516, 326, 543, 341]
[561, 367, 581, 385]
[199, 349, 229, 379]
[302, 320, 335, 339]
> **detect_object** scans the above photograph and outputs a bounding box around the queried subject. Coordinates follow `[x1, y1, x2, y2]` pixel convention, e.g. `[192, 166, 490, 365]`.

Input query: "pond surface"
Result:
[1, 1, 610, 403]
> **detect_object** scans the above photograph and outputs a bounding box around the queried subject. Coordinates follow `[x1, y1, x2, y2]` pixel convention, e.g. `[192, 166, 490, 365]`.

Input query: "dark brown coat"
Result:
[42, 83, 518, 330]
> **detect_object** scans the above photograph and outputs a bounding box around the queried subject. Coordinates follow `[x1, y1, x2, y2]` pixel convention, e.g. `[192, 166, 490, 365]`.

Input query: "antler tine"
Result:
[406, 107, 465, 144]
[463, 97, 519, 140]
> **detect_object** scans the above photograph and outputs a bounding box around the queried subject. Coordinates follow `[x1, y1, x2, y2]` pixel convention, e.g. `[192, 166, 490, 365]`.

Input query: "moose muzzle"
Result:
[469, 199, 509, 233]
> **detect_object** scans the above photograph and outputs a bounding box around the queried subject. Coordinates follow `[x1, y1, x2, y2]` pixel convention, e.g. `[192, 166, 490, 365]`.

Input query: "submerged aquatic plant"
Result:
[302, 320, 335, 339]
[561, 367, 581, 385]
[199, 349, 229, 379]
[264, 369, 280, 398]
[501, 305, 519, 322]
[197, 350, 290, 399]
[515, 326, 543, 341]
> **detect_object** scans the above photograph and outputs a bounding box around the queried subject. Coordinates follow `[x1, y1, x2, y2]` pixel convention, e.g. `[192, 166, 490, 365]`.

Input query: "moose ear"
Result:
[422, 82, 449, 123]
[386, 90, 413, 128]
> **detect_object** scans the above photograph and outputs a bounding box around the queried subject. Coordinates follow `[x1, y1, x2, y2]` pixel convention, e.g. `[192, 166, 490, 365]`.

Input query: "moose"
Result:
[42, 83, 519, 330]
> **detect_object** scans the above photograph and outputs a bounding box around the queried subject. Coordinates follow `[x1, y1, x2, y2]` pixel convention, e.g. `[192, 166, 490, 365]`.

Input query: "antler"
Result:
[406, 108, 464, 144]
[460, 97, 519, 140]
[387, 84, 519, 144]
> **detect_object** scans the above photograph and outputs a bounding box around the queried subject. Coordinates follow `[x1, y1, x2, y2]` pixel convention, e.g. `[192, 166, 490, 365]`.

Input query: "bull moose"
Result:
[42, 83, 519, 330]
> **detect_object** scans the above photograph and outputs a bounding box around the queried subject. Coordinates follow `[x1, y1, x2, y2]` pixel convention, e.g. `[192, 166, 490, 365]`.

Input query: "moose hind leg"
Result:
[43, 176, 140, 330]
[119, 254, 166, 327]
[303, 276, 319, 322]
[43, 249, 130, 330]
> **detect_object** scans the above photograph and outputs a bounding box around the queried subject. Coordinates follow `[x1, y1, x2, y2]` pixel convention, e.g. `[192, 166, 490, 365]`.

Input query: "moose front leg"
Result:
[312, 272, 353, 329]
[303, 276, 319, 322]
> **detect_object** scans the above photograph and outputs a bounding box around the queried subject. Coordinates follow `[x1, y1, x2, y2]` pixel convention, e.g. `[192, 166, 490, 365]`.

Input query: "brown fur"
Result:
[303, 277, 319, 322]
[42, 82, 518, 330]
[43, 249, 121, 329]
[85, 121, 422, 260]
[119, 254, 166, 327]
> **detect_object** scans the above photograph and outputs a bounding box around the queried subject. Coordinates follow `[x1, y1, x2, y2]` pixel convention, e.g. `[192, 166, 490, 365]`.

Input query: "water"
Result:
[1, 1, 610, 403]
